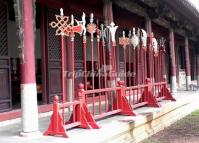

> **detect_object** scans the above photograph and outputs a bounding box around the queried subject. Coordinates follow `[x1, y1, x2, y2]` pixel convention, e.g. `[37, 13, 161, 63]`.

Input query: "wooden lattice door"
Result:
[46, 8, 62, 103]
[0, 0, 11, 112]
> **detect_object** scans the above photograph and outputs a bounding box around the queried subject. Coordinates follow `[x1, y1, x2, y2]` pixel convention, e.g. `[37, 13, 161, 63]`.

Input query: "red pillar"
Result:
[103, 0, 115, 86]
[103, 0, 113, 24]
[20, 0, 39, 135]
[145, 17, 153, 80]
[169, 29, 177, 93]
[146, 17, 152, 35]
[185, 37, 191, 90]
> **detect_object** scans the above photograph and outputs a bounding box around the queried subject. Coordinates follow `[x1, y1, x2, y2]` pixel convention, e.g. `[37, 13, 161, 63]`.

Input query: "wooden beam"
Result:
[114, 0, 147, 17]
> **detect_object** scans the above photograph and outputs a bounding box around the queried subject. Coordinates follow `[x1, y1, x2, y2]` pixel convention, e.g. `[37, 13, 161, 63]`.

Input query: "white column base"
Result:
[20, 131, 42, 137]
[197, 75, 199, 87]
[67, 79, 72, 102]
[67, 79, 73, 111]
[171, 76, 177, 94]
[20, 83, 39, 133]
[186, 75, 191, 90]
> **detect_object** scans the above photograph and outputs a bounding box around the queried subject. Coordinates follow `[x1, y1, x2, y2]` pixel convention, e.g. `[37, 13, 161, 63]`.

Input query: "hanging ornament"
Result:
[131, 27, 139, 49]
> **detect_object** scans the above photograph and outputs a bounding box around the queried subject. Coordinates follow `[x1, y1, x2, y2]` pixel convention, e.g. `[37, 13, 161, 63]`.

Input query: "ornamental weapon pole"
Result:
[81, 13, 87, 90]
[128, 30, 132, 86]
[96, 20, 101, 90]
[107, 22, 118, 82]
[87, 13, 97, 90]
[119, 31, 130, 84]
[100, 24, 107, 89]
[49, 8, 68, 117]
[131, 28, 139, 85]
[96, 20, 102, 114]
[100, 24, 108, 111]
[87, 13, 97, 114]
[49, 8, 83, 123]
[140, 29, 147, 83]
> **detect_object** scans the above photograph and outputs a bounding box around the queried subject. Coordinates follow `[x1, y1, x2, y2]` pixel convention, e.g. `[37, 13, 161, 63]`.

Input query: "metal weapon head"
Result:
[100, 24, 106, 41]
[141, 29, 147, 38]
[60, 8, 64, 16]
[82, 12, 86, 36]
[71, 14, 74, 26]
[82, 12, 86, 22]
[90, 13, 94, 23]
[160, 37, 166, 46]
[128, 30, 132, 38]
[141, 29, 147, 47]
[137, 28, 140, 37]
[110, 22, 115, 27]
[123, 31, 125, 38]
[100, 23, 104, 31]
[132, 27, 136, 35]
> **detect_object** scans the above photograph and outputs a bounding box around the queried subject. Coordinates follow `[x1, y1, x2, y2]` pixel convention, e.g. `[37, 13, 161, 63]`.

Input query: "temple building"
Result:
[0, 0, 199, 135]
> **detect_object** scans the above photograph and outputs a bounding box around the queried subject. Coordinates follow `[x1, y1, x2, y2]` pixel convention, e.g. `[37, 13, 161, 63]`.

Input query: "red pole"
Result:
[128, 31, 132, 86]
[123, 47, 126, 84]
[112, 41, 117, 81]
[97, 27, 101, 89]
[133, 48, 136, 85]
[83, 35, 87, 90]
[71, 36, 75, 100]
[61, 35, 66, 123]
[101, 24, 107, 89]
[103, 41, 107, 89]
[119, 31, 130, 85]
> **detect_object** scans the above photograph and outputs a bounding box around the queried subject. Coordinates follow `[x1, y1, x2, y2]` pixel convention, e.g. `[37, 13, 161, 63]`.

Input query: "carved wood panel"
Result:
[46, 8, 62, 103]
[0, 58, 11, 112]
[0, 1, 11, 112]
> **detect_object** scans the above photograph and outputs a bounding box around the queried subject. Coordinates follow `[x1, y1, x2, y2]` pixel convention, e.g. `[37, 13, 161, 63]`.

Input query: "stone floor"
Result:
[0, 89, 199, 143]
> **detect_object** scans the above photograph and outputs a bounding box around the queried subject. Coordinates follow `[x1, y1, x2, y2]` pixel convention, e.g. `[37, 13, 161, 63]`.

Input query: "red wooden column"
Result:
[20, 0, 39, 135]
[103, 0, 115, 87]
[169, 29, 177, 93]
[145, 17, 153, 80]
[146, 17, 152, 35]
[185, 37, 191, 90]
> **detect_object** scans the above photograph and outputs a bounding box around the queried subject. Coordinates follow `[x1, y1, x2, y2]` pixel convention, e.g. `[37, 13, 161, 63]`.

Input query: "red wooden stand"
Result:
[117, 81, 137, 116]
[44, 90, 100, 138]
[44, 96, 67, 137]
[141, 79, 160, 107]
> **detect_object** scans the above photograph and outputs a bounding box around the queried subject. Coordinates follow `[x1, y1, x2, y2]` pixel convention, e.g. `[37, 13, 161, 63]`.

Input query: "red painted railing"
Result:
[125, 81, 176, 108]
[44, 81, 175, 138]
[83, 81, 136, 120]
